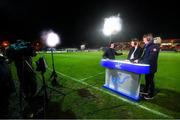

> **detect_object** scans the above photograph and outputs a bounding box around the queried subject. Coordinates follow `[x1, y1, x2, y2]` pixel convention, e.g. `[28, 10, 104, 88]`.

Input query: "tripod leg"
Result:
[42, 73, 49, 118]
[47, 86, 65, 96]
[43, 86, 48, 118]
[19, 83, 23, 118]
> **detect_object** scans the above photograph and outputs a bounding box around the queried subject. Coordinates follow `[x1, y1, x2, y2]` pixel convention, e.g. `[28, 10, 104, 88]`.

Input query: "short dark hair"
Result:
[131, 39, 139, 46]
[109, 42, 114, 47]
[143, 33, 153, 41]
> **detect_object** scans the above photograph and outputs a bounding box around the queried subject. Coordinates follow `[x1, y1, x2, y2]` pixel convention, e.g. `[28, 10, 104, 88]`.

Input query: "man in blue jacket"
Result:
[134, 33, 160, 99]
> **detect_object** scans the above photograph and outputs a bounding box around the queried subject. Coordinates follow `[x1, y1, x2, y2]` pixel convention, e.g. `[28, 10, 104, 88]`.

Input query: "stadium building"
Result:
[160, 39, 180, 51]
[114, 38, 180, 52]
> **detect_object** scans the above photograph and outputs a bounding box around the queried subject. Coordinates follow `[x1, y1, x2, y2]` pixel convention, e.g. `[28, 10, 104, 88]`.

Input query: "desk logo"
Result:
[115, 63, 122, 69]
[112, 74, 130, 84]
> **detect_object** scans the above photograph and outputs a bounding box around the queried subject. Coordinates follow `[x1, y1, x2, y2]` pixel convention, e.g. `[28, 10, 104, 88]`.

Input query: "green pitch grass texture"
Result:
[12, 51, 180, 118]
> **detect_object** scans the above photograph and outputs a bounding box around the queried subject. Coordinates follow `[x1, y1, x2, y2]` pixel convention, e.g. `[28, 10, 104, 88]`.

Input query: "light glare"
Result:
[103, 15, 122, 36]
[41, 30, 60, 47]
[46, 32, 59, 47]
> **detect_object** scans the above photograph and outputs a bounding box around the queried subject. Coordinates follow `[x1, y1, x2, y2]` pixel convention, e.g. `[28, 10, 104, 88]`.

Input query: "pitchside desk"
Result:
[101, 59, 150, 101]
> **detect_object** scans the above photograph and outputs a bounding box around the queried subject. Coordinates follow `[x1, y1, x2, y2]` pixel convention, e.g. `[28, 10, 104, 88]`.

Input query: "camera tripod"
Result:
[15, 57, 37, 118]
[50, 49, 59, 87]
[36, 52, 65, 118]
[38, 71, 65, 117]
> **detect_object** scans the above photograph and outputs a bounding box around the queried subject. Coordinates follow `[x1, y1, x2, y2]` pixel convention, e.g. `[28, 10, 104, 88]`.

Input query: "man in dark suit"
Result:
[127, 39, 143, 62]
[134, 33, 160, 99]
[103, 42, 123, 60]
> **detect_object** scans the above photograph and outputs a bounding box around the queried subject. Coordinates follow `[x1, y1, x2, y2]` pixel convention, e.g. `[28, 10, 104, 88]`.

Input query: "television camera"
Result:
[5, 40, 36, 61]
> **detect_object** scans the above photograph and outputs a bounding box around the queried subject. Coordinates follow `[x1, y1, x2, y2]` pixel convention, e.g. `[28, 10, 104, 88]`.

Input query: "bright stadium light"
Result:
[46, 31, 60, 47]
[103, 15, 122, 42]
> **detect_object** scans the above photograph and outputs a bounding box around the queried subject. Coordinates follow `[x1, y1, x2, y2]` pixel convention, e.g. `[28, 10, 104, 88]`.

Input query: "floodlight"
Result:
[46, 31, 60, 47]
[103, 15, 122, 37]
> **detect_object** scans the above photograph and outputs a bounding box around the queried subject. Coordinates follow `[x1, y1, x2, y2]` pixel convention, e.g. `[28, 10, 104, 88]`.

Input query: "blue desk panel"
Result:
[101, 59, 150, 74]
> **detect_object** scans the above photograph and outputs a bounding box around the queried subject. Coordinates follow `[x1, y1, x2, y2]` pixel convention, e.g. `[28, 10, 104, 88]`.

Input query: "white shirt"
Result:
[130, 47, 137, 60]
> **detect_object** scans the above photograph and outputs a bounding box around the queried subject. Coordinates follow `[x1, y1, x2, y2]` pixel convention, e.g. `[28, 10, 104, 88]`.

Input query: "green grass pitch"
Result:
[31, 51, 180, 118]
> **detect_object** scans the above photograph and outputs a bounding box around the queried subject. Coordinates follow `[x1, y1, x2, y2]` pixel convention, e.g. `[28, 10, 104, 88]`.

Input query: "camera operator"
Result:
[6, 40, 37, 100]
[0, 53, 15, 118]
[0, 46, 5, 56]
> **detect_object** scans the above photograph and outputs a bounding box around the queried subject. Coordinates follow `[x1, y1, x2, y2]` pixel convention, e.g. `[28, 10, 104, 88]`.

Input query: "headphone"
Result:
[146, 33, 153, 41]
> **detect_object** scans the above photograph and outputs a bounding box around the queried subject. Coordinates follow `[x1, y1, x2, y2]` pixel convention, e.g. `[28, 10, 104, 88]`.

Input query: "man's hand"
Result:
[134, 59, 139, 63]
[124, 60, 130, 62]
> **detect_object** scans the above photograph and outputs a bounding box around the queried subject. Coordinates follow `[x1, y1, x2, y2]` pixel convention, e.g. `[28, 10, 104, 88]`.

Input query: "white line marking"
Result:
[48, 68, 172, 118]
[80, 72, 104, 81]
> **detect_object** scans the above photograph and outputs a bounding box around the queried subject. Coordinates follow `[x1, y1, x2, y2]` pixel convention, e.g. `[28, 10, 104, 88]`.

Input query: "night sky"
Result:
[0, 0, 180, 48]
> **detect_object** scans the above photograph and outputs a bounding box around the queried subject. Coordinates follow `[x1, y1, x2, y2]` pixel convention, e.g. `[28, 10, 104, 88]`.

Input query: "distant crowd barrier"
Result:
[37, 49, 100, 54]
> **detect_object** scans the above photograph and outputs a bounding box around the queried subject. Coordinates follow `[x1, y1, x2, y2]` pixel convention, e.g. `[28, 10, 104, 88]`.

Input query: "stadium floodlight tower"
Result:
[46, 31, 60, 86]
[102, 14, 122, 43]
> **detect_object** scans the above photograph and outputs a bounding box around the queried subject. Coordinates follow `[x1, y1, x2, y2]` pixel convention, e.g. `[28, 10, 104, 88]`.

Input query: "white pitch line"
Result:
[48, 68, 172, 118]
[80, 72, 104, 81]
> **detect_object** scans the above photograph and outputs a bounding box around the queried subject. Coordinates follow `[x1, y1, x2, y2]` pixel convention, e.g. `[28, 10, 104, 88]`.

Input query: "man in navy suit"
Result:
[127, 39, 143, 62]
[134, 34, 160, 99]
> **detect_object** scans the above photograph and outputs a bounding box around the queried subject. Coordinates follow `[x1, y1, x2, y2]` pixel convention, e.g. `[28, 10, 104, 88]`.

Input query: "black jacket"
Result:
[140, 42, 160, 73]
[103, 48, 122, 59]
[127, 46, 143, 61]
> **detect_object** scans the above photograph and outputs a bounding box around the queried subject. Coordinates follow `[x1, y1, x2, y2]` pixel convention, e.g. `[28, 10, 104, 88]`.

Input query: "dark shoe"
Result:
[144, 95, 154, 100]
